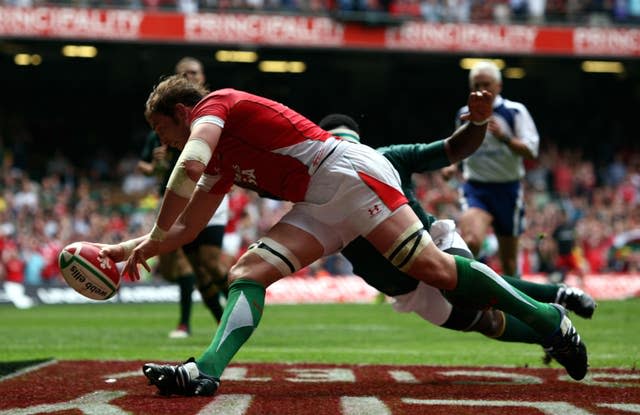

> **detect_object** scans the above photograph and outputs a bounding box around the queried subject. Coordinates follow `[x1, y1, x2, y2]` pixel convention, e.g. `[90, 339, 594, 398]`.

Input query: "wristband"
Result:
[119, 239, 138, 257]
[149, 223, 168, 241]
[500, 135, 512, 144]
[471, 118, 490, 126]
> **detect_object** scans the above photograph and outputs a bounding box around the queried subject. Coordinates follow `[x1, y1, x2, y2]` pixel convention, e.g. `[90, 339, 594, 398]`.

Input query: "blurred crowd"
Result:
[2, 117, 640, 290]
[2, 0, 640, 27]
[418, 141, 640, 277]
[388, 0, 640, 26]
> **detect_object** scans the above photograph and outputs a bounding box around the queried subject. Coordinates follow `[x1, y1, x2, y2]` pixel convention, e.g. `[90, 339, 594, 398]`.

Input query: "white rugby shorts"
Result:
[392, 282, 453, 326]
[280, 141, 408, 255]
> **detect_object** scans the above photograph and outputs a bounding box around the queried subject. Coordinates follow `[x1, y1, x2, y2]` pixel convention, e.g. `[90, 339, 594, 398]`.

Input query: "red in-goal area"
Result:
[0, 361, 638, 415]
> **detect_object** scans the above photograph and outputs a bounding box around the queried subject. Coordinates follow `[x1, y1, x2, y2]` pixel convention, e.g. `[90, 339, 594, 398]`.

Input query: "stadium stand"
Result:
[2, 0, 640, 25]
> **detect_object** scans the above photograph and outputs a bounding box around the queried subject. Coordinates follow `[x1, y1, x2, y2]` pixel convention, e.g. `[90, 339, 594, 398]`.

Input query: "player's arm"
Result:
[489, 104, 538, 159]
[137, 146, 166, 175]
[444, 90, 493, 163]
[153, 121, 221, 236]
[381, 142, 447, 175]
[122, 122, 222, 280]
[390, 90, 493, 175]
[137, 133, 163, 176]
[137, 160, 155, 175]
[159, 189, 224, 255]
[99, 190, 223, 268]
[489, 122, 536, 159]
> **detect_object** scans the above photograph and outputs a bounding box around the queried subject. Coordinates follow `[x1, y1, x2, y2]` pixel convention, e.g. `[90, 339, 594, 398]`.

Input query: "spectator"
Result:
[528, 0, 547, 23]
[631, 0, 640, 21]
[603, 152, 628, 188]
[13, 175, 39, 215]
[551, 208, 586, 285]
[443, 0, 471, 21]
[2, 241, 34, 309]
[510, 0, 528, 21]
[23, 236, 46, 286]
[420, 0, 444, 21]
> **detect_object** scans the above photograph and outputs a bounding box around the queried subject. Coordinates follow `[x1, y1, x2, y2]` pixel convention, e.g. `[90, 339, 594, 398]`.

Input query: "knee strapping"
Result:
[247, 237, 302, 276]
[384, 223, 431, 272]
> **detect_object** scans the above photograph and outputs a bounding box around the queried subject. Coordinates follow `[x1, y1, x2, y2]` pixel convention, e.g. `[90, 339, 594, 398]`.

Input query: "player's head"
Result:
[145, 75, 208, 148]
[469, 60, 502, 96]
[317, 113, 361, 144]
[175, 56, 206, 86]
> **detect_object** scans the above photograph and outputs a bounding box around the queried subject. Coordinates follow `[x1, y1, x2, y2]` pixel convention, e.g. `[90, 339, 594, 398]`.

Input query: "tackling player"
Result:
[318, 112, 595, 347]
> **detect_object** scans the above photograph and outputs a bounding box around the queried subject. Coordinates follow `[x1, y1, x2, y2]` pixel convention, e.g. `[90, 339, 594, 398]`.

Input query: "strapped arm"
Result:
[153, 122, 221, 240]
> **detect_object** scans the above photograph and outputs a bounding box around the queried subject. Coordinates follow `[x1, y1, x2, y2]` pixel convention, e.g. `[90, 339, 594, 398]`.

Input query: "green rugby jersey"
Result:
[377, 140, 450, 230]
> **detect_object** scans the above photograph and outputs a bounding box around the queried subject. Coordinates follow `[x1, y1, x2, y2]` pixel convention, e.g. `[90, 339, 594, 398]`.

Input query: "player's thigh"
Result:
[229, 222, 324, 288]
[365, 205, 458, 290]
[187, 226, 227, 271]
[158, 249, 193, 281]
[196, 244, 223, 269]
[195, 245, 234, 284]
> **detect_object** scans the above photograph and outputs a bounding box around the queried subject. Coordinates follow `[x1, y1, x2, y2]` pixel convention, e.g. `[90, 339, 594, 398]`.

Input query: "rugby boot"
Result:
[143, 357, 220, 396]
[543, 304, 588, 381]
[555, 285, 597, 319]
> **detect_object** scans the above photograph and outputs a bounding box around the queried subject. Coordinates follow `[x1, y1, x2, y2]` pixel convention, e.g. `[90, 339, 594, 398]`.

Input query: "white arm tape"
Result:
[166, 137, 213, 198]
[191, 115, 224, 129]
[149, 223, 168, 241]
[471, 118, 490, 126]
[118, 239, 138, 257]
[182, 137, 213, 165]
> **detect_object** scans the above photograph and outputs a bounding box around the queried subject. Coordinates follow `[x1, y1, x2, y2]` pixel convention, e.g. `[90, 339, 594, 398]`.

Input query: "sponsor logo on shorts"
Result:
[368, 204, 381, 217]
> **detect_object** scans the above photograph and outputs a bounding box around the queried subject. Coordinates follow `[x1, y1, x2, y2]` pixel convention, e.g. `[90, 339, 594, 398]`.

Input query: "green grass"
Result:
[1, 299, 639, 369]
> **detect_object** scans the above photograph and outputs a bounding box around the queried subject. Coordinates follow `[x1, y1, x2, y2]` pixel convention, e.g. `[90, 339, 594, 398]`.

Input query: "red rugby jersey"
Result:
[191, 89, 337, 202]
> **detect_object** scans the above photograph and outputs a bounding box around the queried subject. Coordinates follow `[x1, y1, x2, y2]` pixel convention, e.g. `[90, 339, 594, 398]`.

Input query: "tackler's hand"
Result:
[460, 90, 494, 125]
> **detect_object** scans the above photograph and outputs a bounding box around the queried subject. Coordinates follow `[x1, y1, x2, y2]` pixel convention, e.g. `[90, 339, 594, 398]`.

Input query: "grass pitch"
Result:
[1, 299, 638, 369]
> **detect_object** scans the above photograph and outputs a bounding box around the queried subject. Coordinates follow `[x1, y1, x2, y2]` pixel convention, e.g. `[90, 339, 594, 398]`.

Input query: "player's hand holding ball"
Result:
[58, 242, 120, 300]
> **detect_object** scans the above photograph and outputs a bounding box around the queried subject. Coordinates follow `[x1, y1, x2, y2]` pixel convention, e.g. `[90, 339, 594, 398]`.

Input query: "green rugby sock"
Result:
[445, 256, 561, 336]
[197, 279, 265, 377]
[501, 274, 559, 303]
[495, 313, 544, 344]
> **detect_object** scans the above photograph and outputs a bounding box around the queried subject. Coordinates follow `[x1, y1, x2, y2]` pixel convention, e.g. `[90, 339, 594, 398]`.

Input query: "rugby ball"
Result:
[58, 242, 120, 300]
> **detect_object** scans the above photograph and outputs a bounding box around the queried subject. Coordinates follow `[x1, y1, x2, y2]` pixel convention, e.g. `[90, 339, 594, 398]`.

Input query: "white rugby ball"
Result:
[58, 242, 120, 300]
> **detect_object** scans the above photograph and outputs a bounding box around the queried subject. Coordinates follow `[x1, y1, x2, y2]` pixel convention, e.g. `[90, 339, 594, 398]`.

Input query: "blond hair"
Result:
[469, 61, 502, 88]
[145, 74, 209, 121]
